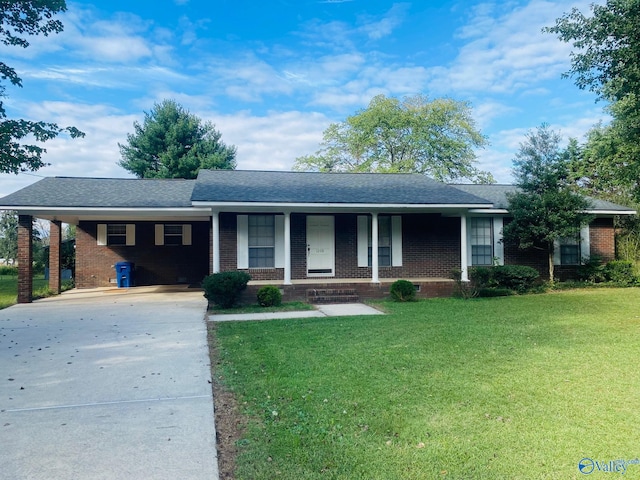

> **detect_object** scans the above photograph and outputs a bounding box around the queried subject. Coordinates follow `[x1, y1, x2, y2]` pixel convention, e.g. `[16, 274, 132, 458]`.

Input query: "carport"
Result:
[0, 287, 218, 479]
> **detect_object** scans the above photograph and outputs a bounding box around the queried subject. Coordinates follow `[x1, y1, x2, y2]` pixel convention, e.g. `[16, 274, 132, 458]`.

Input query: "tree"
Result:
[502, 125, 593, 283]
[545, 0, 640, 103]
[118, 100, 237, 179]
[293, 94, 493, 183]
[0, 0, 84, 174]
[546, 1, 640, 199]
[0, 211, 18, 264]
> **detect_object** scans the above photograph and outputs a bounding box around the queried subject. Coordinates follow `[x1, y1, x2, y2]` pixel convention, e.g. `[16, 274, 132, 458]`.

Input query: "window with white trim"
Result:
[248, 215, 275, 268]
[108, 224, 127, 245]
[470, 217, 493, 266]
[97, 224, 135, 246]
[357, 215, 402, 267]
[155, 224, 192, 246]
[368, 215, 392, 267]
[559, 236, 581, 265]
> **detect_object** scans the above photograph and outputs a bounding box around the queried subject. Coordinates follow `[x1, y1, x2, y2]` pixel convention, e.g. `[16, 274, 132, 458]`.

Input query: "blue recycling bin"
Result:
[115, 261, 135, 288]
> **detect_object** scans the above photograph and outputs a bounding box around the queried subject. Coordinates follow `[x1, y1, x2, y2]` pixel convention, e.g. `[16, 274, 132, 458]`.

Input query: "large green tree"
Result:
[502, 125, 592, 283]
[546, 0, 640, 102]
[0, 0, 84, 174]
[546, 0, 640, 199]
[118, 100, 237, 179]
[293, 94, 493, 183]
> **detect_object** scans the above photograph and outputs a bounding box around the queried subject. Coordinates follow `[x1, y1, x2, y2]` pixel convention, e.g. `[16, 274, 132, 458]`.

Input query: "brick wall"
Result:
[76, 221, 210, 288]
[219, 212, 462, 282]
[589, 217, 615, 262]
[17, 215, 32, 303]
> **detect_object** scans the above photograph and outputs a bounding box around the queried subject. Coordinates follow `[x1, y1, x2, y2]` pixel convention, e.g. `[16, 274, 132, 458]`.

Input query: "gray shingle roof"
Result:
[0, 177, 195, 208]
[192, 170, 491, 205]
[451, 184, 635, 212]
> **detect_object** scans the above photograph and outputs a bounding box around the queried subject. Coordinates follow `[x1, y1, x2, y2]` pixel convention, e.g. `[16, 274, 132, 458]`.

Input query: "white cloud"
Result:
[208, 111, 332, 170]
[428, 0, 593, 95]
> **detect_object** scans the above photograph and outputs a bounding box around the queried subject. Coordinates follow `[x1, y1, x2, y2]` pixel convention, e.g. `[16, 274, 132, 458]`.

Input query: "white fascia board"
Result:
[468, 209, 509, 214]
[585, 209, 636, 215]
[193, 201, 494, 212]
[4, 206, 211, 216]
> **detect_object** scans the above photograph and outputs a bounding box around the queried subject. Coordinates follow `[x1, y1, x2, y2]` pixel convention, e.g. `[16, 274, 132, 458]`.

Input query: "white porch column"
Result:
[283, 212, 292, 285]
[460, 214, 469, 282]
[371, 212, 379, 283]
[212, 210, 220, 274]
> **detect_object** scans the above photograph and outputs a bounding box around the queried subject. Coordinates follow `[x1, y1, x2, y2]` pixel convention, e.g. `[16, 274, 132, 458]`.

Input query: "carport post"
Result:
[17, 215, 33, 303]
[49, 220, 62, 294]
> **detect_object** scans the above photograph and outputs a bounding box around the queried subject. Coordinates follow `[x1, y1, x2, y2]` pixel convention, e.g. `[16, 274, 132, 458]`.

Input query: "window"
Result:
[164, 225, 183, 245]
[155, 224, 192, 246]
[470, 218, 493, 266]
[107, 224, 127, 245]
[367, 215, 392, 267]
[97, 224, 135, 246]
[559, 237, 581, 265]
[248, 215, 275, 268]
[357, 215, 402, 268]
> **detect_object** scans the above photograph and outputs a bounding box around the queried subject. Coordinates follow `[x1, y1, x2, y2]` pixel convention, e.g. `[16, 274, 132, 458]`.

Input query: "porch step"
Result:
[307, 288, 359, 304]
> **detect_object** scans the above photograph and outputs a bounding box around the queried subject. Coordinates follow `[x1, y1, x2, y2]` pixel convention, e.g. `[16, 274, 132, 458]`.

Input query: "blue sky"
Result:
[0, 0, 607, 197]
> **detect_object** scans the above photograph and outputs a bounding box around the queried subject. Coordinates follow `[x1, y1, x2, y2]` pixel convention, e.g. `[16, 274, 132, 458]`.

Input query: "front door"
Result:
[307, 215, 335, 277]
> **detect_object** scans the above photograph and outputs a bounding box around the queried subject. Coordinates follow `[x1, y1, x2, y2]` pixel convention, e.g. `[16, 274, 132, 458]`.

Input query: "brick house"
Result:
[0, 170, 634, 303]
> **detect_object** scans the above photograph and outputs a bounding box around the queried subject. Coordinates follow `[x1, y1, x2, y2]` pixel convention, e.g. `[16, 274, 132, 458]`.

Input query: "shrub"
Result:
[450, 269, 477, 299]
[469, 266, 492, 288]
[0, 265, 18, 276]
[202, 271, 251, 308]
[390, 279, 416, 302]
[577, 255, 606, 283]
[603, 260, 637, 285]
[491, 265, 539, 293]
[257, 285, 282, 307]
[477, 287, 513, 297]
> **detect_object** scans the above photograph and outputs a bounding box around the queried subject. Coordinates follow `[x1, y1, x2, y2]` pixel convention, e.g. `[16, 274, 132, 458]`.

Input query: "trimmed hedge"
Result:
[470, 265, 539, 294]
[257, 285, 282, 307]
[390, 279, 417, 302]
[202, 271, 251, 308]
[603, 260, 636, 285]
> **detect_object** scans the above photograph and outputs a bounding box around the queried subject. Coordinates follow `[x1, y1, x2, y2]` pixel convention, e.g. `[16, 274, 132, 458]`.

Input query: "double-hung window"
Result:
[248, 215, 275, 268]
[559, 236, 581, 265]
[97, 224, 135, 246]
[470, 217, 493, 266]
[154, 224, 192, 246]
[367, 215, 392, 267]
[357, 215, 402, 268]
[107, 224, 127, 246]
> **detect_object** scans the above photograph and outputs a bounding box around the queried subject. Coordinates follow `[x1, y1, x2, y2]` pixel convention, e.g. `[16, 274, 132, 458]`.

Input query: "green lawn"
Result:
[0, 275, 51, 309]
[211, 288, 640, 479]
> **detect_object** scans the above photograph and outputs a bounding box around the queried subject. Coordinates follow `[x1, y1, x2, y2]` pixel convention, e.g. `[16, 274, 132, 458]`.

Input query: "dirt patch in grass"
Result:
[209, 324, 245, 480]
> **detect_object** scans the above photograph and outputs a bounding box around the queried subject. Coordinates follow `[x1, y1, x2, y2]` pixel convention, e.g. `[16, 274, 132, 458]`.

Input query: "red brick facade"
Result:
[75, 220, 210, 288]
[65, 214, 618, 299]
[17, 215, 33, 303]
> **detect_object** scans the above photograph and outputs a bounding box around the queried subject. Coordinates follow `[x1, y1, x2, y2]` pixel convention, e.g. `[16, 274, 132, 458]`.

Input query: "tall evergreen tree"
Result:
[118, 100, 236, 179]
[502, 125, 593, 283]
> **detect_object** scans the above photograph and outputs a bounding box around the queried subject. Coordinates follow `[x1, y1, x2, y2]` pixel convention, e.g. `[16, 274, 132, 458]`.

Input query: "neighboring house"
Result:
[0, 170, 635, 303]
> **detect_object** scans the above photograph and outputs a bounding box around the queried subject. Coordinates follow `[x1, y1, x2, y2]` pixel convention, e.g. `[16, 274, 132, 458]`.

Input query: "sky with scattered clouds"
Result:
[0, 0, 607, 197]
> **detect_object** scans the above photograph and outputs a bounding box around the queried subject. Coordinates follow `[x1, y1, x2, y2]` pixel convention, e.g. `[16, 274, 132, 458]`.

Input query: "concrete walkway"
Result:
[0, 287, 218, 480]
[210, 302, 384, 322]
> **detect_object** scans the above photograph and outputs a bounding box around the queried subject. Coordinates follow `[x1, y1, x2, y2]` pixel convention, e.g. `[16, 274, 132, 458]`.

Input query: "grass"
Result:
[210, 288, 640, 479]
[0, 274, 57, 309]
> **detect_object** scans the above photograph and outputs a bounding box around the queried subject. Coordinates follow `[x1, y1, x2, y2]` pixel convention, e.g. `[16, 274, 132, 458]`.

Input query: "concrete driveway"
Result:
[0, 286, 218, 480]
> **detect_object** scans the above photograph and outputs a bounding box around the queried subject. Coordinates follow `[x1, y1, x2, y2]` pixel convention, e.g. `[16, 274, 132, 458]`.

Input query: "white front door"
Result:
[307, 215, 335, 277]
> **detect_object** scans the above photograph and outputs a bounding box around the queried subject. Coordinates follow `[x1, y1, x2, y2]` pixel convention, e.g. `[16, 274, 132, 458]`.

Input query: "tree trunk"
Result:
[548, 249, 555, 284]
